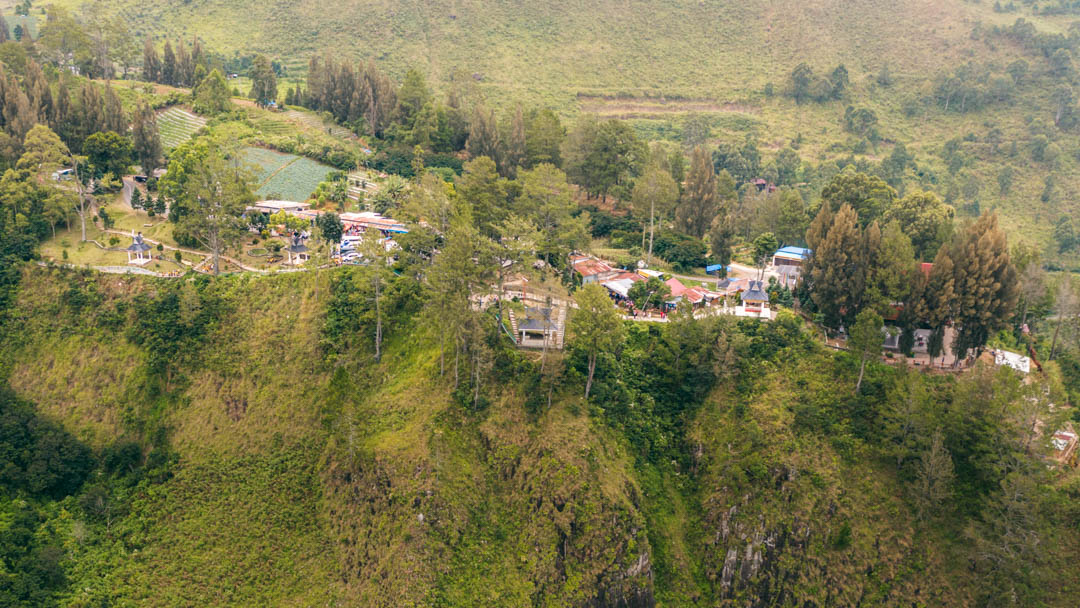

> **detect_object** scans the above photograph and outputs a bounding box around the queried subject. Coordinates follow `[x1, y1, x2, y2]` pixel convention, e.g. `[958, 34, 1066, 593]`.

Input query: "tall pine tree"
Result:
[466, 104, 501, 169]
[143, 37, 160, 83]
[132, 101, 162, 173]
[162, 40, 176, 86]
[947, 212, 1019, 359]
[804, 203, 866, 328]
[504, 104, 526, 177]
[103, 85, 126, 134]
[675, 145, 718, 238]
[249, 55, 278, 107]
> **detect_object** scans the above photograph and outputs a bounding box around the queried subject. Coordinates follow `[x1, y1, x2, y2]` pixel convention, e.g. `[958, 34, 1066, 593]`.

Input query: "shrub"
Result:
[652, 231, 706, 271]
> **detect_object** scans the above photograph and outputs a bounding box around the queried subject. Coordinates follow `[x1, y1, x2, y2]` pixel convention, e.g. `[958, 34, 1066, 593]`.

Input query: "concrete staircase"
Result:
[555, 305, 567, 349]
[506, 308, 520, 344]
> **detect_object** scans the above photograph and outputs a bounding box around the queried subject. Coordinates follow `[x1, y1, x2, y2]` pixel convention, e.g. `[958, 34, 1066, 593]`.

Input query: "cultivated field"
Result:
[241, 146, 334, 201]
[157, 107, 207, 149]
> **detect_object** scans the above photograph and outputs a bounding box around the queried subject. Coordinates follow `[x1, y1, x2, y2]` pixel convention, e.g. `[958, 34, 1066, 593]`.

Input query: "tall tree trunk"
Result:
[648, 200, 656, 266]
[473, 348, 481, 409]
[212, 236, 220, 275]
[454, 338, 461, 389]
[374, 274, 382, 362]
[585, 354, 597, 399]
[1050, 314, 1064, 361]
[439, 332, 445, 376]
[855, 355, 868, 394]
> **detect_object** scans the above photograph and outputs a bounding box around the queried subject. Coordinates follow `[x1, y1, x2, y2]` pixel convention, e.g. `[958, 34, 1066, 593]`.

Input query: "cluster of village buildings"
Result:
[119, 197, 1080, 469]
[569, 246, 813, 320]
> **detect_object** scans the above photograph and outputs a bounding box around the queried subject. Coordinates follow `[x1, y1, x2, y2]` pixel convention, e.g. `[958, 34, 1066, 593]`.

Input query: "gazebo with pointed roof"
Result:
[126, 232, 152, 265]
[286, 231, 309, 265]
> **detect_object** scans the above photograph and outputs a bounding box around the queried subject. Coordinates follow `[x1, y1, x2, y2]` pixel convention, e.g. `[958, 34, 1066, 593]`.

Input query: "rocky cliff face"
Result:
[688, 389, 968, 607]
[319, 376, 656, 606]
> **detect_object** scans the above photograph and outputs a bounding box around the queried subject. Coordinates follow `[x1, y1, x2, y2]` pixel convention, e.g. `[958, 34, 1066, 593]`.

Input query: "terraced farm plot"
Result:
[157, 107, 207, 149]
[241, 147, 295, 184]
[258, 157, 335, 202]
[241, 147, 334, 202]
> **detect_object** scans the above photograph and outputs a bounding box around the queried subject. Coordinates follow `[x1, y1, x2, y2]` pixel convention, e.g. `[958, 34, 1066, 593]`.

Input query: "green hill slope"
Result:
[51, 0, 1009, 100]
[50, 0, 1080, 263]
[3, 266, 1078, 606]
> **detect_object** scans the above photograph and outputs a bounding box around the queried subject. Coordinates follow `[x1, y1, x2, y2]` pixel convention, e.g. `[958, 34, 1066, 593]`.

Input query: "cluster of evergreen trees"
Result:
[295, 54, 398, 136]
[803, 183, 1018, 361]
[141, 36, 207, 89]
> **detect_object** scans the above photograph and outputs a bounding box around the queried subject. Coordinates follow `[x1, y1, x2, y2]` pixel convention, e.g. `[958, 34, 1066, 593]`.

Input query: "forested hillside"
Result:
[2, 264, 1078, 607]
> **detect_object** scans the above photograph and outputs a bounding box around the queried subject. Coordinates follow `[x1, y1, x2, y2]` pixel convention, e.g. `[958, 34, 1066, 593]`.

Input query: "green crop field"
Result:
[157, 106, 207, 149]
[257, 156, 335, 201]
[241, 146, 295, 183]
[1, 13, 38, 40]
[241, 146, 334, 201]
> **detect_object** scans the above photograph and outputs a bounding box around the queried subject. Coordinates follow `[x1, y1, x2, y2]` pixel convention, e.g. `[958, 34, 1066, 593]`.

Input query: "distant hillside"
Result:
[50, 0, 1080, 264]
[49, 0, 1006, 101]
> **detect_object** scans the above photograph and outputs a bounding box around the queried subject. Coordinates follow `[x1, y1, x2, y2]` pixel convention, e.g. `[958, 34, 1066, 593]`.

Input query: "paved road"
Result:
[120, 178, 134, 209]
[665, 262, 776, 287]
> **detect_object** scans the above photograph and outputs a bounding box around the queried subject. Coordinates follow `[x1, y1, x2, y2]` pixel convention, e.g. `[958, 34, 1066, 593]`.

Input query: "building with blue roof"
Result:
[772, 246, 811, 268]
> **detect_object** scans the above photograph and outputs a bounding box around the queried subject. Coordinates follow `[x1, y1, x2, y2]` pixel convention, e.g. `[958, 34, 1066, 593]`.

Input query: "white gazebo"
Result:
[286, 231, 309, 265]
[126, 232, 153, 265]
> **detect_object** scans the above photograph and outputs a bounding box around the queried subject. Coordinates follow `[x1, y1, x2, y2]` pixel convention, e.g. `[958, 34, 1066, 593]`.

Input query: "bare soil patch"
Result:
[578, 95, 759, 118]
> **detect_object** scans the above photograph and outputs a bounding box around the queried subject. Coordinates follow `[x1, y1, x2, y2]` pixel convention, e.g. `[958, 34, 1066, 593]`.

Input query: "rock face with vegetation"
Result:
[2, 266, 1078, 606]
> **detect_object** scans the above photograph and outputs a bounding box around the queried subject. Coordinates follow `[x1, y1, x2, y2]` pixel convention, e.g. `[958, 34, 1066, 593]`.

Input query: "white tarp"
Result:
[994, 349, 1031, 374]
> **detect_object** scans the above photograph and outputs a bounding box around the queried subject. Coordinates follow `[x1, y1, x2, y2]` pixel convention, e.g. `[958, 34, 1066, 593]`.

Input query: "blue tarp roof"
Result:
[774, 246, 811, 259]
[705, 264, 731, 273]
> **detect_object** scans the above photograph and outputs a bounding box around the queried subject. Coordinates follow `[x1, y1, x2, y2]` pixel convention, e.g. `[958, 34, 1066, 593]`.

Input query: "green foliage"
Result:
[627, 276, 670, 311]
[652, 230, 706, 271]
[126, 280, 220, 395]
[0, 390, 92, 498]
[81, 131, 134, 179]
[321, 267, 422, 363]
[192, 68, 233, 115]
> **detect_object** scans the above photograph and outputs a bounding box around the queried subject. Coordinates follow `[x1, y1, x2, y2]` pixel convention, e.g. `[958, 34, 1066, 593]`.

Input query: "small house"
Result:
[340, 211, 409, 236]
[252, 200, 312, 214]
[571, 254, 618, 285]
[775, 264, 801, 288]
[52, 168, 74, 181]
[772, 246, 811, 269]
[1051, 429, 1078, 468]
[716, 277, 748, 297]
[602, 274, 643, 303]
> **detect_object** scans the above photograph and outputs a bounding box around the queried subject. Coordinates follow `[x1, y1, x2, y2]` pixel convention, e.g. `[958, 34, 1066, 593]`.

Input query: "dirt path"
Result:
[101, 229, 267, 273]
